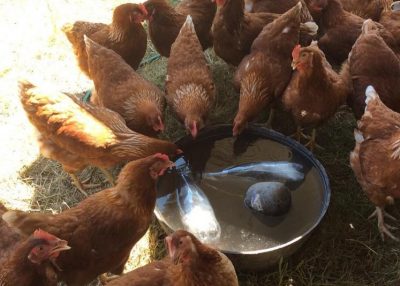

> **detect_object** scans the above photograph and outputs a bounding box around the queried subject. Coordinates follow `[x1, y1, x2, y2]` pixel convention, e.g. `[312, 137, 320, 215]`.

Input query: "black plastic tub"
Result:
[155, 124, 330, 271]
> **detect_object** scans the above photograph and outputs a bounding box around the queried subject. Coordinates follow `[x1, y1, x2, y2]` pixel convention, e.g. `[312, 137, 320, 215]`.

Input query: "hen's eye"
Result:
[38, 246, 44, 251]
[179, 240, 183, 245]
[301, 54, 306, 58]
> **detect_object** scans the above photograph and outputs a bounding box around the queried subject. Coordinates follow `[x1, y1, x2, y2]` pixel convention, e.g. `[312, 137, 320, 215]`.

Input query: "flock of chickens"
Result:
[1, 0, 400, 284]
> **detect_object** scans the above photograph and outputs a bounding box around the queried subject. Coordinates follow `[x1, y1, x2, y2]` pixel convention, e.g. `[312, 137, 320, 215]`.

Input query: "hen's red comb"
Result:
[292, 45, 301, 61]
[138, 4, 148, 16]
[33, 229, 58, 241]
[154, 153, 170, 161]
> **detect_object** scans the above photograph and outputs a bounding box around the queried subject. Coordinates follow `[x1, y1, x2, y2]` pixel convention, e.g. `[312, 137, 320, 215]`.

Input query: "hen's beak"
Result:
[190, 121, 198, 139]
[153, 116, 164, 132]
[165, 236, 179, 264]
[49, 239, 71, 257]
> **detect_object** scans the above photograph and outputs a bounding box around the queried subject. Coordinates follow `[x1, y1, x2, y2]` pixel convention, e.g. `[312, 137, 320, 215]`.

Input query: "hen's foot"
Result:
[303, 129, 324, 152]
[368, 208, 397, 221]
[290, 126, 310, 142]
[369, 207, 399, 242]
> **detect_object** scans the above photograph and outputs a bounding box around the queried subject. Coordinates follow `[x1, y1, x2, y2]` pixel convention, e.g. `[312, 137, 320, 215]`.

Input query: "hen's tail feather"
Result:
[84, 34, 95, 54]
[354, 129, 364, 143]
[182, 15, 195, 33]
[361, 19, 377, 35]
[61, 23, 73, 34]
[18, 80, 35, 98]
[300, 0, 314, 22]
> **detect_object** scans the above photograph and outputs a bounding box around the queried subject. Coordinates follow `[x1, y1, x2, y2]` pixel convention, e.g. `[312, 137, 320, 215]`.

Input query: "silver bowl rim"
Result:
[155, 123, 331, 256]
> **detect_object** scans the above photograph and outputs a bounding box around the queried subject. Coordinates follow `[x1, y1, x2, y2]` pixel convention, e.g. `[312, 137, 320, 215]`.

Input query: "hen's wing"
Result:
[357, 135, 400, 204]
[19, 80, 130, 156]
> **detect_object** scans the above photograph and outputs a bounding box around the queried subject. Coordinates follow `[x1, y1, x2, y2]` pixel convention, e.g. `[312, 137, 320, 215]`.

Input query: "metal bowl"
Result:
[155, 124, 330, 271]
[392, 1, 400, 11]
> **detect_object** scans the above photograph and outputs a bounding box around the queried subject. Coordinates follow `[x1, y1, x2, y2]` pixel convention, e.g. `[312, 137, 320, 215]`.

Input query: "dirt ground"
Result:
[0, 0, 155, 284]
[2, 1, 400, 286]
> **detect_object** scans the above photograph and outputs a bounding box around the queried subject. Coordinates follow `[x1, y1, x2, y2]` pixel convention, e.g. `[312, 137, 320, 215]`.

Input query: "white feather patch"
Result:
[302, 22, 318, 36]
[365, 85, 378, 105]
[354, 129, 364, 143]
[244, 1, 253, 12]
[282, 27, 291, 34]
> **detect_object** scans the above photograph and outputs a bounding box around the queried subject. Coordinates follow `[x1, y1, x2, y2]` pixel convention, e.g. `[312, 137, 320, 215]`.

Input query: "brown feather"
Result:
[282, 44, 348, 129]
[62, 3, 147, 77]
[307, 0, 399, 65]
[85, 36, 165, 137]
[345, 20, 400, 119]
[233, 3, 302, 135]
[18, 80, 178, 177]
[2, 154, 174, 286]
[166, 16, 215, 136]
[350, 88, 400, 208]
[144, 0, 216, 57]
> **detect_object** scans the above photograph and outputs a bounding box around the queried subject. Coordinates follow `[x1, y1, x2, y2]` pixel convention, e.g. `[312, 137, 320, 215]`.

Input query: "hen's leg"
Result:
[69, 173, 89, 196]
[99, 274, 120, 284]
[265, 109, 275, 129]
[69, 173, 102, 197]
[304, 129, 324, 151]
[100, 168, 115, 186]
[369, 206, 399, 241]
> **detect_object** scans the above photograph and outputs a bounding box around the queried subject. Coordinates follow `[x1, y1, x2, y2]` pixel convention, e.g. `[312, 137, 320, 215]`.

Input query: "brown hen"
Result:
[305, 0, 399, 65]
[85, 36, 165, 137]
[143, 0, 216, 57]
[2, 154, 174, 286]
[19, 81, 178, 196]
[343, 19, 400, 119]
[0, 229, 70, 286]
[232, 2, 303, 136]
[350, 86, 400, 241]
[62, 3, 147, 77]
[244, 0, 298, 13]
[107, 230, 239, 286]
[282, 42, 348, 150]
[212, 0, 317, 66]
[379, 0, 400, 48]
[166, 15, 215, 138]
[339, 0, 385, 21]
